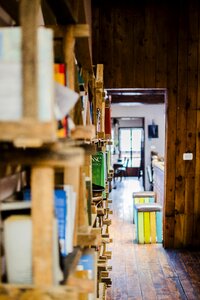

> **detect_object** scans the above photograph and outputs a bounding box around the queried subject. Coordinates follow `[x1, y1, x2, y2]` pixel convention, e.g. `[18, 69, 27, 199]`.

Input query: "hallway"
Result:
[106, 178, 200, 300]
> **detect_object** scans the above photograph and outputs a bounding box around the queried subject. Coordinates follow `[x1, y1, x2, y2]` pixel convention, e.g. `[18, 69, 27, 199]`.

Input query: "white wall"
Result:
[111, 103, 165, 190]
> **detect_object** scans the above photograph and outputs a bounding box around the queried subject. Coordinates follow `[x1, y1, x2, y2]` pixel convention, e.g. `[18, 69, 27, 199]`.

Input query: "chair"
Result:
[147, 165, 153, 191]
[115, 158, 129, 181]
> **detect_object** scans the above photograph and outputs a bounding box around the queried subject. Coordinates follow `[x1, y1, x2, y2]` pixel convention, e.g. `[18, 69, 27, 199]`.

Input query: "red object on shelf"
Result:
[105, 96, 111, 135]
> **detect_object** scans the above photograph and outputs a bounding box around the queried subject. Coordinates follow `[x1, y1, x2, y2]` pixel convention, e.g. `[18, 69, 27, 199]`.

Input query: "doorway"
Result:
[109, 89, 166, 193]
[109, 89, 166, 248]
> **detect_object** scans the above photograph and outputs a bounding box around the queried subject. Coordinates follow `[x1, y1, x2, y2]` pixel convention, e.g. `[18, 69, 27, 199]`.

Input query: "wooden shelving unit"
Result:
[0, 1, 113, 299]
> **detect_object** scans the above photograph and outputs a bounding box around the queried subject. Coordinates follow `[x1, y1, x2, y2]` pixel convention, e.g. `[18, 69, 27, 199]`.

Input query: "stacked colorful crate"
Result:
[133, 191, 155, 224]
[133, 192, 162, 244]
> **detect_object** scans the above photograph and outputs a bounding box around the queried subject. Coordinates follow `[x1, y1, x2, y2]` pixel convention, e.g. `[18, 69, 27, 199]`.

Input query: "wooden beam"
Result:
[71, 125, 95, 140]
[20, 0, 40, 119]
[0, 144, 84, 168]
[48, 24, 90, 38]
[77, 228, 102, 246]
[67, 275, 95, 293]
[107, 88, 166, 94]
[63, 25, 75, 90]
[0, 284, 79, 299]
[31, 166, 54, 285]
[74, 24, 90, 37]
[49, 23, 92, 70]
[0, 120, 57, 146]
[110, 94, 165, 104]
[78, 167, 89, 233]
[96, 64, 104, 87]
[95, 64, 104, 135]
[75, 0, 92, 70]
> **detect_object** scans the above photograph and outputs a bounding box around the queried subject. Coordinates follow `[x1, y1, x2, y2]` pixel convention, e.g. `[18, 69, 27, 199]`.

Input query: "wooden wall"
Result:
[92, 0, 200, 248]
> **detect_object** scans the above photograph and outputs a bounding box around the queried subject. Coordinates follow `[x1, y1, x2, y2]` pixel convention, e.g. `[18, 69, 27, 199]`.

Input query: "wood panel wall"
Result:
[92, 0, 200, 248]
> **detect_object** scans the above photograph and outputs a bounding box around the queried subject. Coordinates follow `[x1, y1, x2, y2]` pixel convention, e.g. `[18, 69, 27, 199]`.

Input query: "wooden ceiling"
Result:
[0, 1, 165, 105]
[106, 88, 165, 104]
[0, 0, 78, 25]
[0, 0, 19, 24]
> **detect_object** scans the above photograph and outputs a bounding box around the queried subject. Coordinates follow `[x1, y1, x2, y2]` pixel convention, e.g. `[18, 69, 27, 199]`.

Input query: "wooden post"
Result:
[20, 0, 40, 119]
[31, 166, 54, 285]
[88, 72, 96, 128]
[78, 167, 89, 232]
[63, 25, 75, 91]
[64, 166, 80, 246]
[63, 25, 79, 243]
[95, 64, 105, 138]
[63, 25, 76, 122]
[63, 24, 92, 239]
[83, 154, 92, 178]
[194, 32, 200, 245]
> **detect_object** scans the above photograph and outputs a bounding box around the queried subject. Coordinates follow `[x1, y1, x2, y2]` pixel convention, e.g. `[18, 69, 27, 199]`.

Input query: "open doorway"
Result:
[110, 104, 165, 191]
[108, 87, 166, 241]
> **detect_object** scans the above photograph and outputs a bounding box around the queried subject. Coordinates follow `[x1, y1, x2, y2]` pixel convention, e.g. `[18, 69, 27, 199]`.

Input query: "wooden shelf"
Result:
[77, 228, 102, 247]
[0, 284, 79, 299]
[0, 142, 84, 168]
[67, 276, 95, 295]
[0, 201, 31, 211]
[0, 2, 112, 298]
[98, 282, 107, 300]
[0, 120, 57, 148]
[71, 125, 96, 141]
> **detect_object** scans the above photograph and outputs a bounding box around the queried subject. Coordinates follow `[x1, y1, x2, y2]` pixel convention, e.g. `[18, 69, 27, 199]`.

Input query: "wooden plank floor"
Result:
[106, 178, 200, 300]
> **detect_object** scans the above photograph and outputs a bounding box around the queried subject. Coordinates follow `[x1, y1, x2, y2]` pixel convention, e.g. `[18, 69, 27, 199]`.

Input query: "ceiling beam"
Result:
[75, 0, 92, 71]
[110, 94, 165, 104]
[107, 88, 166, 94]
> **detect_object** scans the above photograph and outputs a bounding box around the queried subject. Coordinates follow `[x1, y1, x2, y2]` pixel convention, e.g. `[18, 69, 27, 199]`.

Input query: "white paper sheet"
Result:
[55, 82, 79, 120]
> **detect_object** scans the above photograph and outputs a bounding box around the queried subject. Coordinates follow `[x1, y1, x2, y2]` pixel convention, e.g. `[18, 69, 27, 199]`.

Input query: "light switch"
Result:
[183, 153, 193, 160]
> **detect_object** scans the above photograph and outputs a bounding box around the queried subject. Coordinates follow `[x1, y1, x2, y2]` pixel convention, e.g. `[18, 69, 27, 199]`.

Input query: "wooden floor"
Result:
[106, 177, 200, 300]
